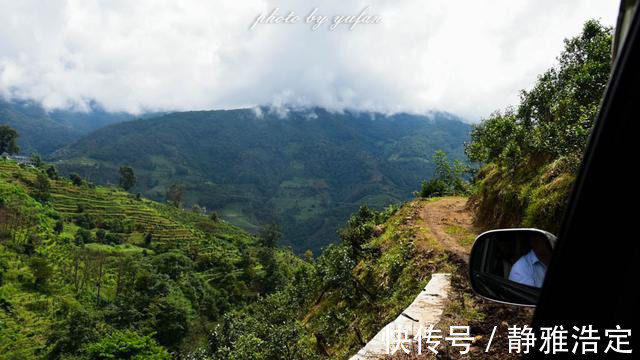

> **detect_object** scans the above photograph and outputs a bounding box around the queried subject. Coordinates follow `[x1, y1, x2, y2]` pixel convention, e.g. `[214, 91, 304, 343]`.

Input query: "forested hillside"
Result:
[0, 156, 482, 360]
[0, 152, 457, 359]
[0, 158, 306, 358]
[0, 99, 80, 155]
[0, 99, 134, 155]
[466, 20, 612, 233]
[51, 108, 470, 252]
[199, 198, 476, 359]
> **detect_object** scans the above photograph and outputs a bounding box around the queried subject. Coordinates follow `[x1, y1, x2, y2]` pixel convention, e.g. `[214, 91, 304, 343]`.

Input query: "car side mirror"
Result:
[469, 228, 556, 307]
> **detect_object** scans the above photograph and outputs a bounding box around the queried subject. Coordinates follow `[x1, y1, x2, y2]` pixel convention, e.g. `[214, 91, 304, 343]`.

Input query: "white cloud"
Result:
[0, 0, 618, 121]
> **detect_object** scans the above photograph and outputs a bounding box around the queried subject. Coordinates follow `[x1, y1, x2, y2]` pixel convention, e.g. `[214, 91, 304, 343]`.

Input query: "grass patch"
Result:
[444, 224, 476, 247]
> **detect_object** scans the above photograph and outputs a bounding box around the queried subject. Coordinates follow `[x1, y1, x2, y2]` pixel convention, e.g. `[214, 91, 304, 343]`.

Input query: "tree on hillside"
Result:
[23, 233, 41, 256]
[258, 223, 281, 249]
[96, 229, 106, 243]
[46, 165, 59, 180]
[304, 249, 314, 262]
[419, 150, 468, 198]
[54, 220, 64, 234]
[0, 125, 19, 155]
[30, 153, 42, 168]
[119, 166, 137, 191]
[258, 223, 282, 293]
[46, 302, 99, 359]
[29, 256, 52, 291]
[465, 20, 612, 231]
[166, 183, 184, 208]
[84, 330, 170, 360]
[144, 232, 153, 246]
[466, 20, 612, 167]
[33, 171, 51, 203]
[75, 229, 93, 246]
[339, 205, 375, 258]
[69, 173, 84, 187]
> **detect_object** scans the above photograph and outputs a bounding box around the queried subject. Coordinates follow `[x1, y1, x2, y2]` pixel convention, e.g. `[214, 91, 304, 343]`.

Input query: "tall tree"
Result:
[258, 223, 281, 249]
[119, 166, 137, 191]
[46, 165, 59, 180]
[339, 205, 375, 258]
[0, 125, 19, 155]
[33, 171, 51, 203]
[69, 173, 84, 187]
[30, 153, 42, 168]
[166, 183, 184, 208]
[258, 223, 281, 293]
[419, 149, 468, 197]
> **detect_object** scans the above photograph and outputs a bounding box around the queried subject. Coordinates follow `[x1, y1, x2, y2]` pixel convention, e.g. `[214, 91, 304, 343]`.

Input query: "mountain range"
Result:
[0, 98, 158, 155]
[49, 107, 470, 251]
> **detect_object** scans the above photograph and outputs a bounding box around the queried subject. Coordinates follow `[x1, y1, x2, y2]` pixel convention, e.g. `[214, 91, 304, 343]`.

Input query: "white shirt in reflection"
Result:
[508, 250, 547, 288]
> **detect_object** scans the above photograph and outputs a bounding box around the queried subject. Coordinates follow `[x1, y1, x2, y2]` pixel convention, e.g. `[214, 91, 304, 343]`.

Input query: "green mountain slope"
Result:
[0, 99, 135, 155]
[0, 158, 306, 358]
[0, 99, 80, 155]
[51, 107, 470, 252]
[208, 198, 494, 359]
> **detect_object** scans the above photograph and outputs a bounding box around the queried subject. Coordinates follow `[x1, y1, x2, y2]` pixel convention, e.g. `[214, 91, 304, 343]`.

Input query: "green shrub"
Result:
[84, 330, 170, 360]
[419, 179, 448, 198]
[32, 172, 51, 203]
[75, 229, 93, 245]
[53, 220, 64, 235]
[95, 229, 106, 243]
[75, 213, 95, 229]
[22, 234, 41, 256]
[69, 173, 84, 187]
[29, 256, 52, 291]
[105, 232, 123, 245]
[152, 252, 193, 280]
[418, 150, 468, 198]
[46, 165, 59, 180]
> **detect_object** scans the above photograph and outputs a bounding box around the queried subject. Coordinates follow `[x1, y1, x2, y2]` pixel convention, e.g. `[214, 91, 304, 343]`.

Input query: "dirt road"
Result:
[413, 196, 478, 263]
[365, 197, 533, 360]
[408, 197, 533, 360]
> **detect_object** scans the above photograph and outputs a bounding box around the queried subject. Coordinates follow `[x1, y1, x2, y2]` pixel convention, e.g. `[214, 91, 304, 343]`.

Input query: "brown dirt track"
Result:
[383, 197, 533, 360]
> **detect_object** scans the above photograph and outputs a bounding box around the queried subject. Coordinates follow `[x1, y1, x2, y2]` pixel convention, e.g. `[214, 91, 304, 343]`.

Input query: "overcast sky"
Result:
[0, 0, 617, 121]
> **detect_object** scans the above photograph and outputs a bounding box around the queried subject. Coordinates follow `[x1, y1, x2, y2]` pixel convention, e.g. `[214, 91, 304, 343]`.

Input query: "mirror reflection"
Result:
[508, 233, 551, 288]
[470, 229, 555, 306]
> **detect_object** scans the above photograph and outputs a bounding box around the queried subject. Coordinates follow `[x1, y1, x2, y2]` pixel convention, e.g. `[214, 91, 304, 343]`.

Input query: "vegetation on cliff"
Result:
[466, 20, 612, 233]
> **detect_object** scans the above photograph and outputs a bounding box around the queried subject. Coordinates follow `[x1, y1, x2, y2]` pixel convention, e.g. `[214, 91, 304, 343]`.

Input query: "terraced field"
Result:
[0, 159, 214, 248]
[1, 158, 265, 358]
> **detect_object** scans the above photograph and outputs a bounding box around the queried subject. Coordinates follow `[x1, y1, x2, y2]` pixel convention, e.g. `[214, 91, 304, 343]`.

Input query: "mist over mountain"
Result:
[51, 107, 470, 251]
[0, 99, 136, 155]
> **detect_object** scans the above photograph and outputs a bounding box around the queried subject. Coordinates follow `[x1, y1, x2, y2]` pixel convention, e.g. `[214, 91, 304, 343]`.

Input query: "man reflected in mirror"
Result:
[508, 234, 551, 287]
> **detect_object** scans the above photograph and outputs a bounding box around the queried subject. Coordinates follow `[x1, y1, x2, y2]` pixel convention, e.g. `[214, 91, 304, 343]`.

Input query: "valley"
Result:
[48, 107, 470, 252]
